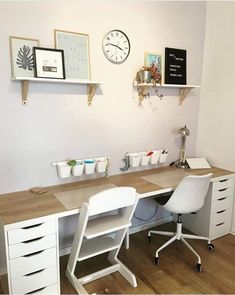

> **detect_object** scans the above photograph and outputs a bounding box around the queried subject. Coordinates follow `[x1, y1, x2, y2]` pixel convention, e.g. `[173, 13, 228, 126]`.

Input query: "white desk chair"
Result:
[66, 187, 138, 294]
[147, 173, 214, 272]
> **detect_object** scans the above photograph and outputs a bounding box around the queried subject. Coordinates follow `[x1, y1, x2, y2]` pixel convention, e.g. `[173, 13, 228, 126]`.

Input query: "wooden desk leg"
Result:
[125, 228, 130, 249]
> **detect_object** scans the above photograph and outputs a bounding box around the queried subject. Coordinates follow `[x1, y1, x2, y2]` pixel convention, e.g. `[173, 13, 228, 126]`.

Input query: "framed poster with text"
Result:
[164, 47, 186, 85]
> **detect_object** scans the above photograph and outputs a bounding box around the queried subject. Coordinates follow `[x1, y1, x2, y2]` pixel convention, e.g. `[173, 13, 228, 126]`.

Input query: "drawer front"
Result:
[10, 247, 57, 278]
[9, 234, 57, 259]
[11, 265, 58, 294]
[210, 221, 231, 240]
[213, 178, 234, 191]
[8, 220, 56, 245]
[212, 186, 234, 200]
[25, 284, 59, 295]
[211, 209, 231, 227]
[211, 196, 233, 213]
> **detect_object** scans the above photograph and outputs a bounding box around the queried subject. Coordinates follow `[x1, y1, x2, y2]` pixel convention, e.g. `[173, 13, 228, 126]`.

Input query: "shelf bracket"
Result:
[21, 80, 30, 105]
[87, 84, 97, 106]
[179, 87, 192, 105]
[137, 86, 149, 106]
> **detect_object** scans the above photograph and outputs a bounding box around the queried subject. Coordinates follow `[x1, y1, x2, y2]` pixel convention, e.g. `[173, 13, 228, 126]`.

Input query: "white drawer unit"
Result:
[182, 175, 234, 240]
[4, 218, 60, 295]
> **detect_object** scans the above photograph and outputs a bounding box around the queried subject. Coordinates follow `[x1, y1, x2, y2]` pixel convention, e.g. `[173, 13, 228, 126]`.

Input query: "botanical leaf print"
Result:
[16, 45, 34, 71]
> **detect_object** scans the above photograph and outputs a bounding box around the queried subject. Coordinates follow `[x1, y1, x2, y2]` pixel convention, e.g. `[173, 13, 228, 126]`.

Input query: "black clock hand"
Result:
[108, 43, 123, 51]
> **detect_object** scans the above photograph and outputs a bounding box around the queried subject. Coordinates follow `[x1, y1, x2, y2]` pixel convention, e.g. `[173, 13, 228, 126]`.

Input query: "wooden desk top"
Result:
[0, 166, 234, 226]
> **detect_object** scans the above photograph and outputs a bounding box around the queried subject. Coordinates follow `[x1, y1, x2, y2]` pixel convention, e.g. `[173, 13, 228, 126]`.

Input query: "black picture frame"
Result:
[33, 47, 65, 79]
[164, 47, 186, 85]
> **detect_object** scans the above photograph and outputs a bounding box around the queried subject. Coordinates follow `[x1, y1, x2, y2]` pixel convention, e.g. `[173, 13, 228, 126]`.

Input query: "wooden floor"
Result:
[1, 222, 235, 294]
[60, 222, 235, 294]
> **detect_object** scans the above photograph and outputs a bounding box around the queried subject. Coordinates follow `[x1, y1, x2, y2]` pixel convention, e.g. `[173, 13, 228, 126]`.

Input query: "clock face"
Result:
[102, 30, 130, 64]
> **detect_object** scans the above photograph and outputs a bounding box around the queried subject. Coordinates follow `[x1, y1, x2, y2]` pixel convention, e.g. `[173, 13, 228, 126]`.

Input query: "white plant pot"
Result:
[84, 159, 96, 175]
[72, 163, 84, 176]
[95, 157, 108, 173]
[159, 153, 168, 163]
[57, 164, 71, 178]
[150, 150, 162, 164]
[129, 153, 141, 168]
[139, 152, 151, 166]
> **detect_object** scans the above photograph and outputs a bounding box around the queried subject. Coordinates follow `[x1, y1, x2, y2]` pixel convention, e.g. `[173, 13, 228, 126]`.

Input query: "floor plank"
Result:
[60, 222, 235, 294]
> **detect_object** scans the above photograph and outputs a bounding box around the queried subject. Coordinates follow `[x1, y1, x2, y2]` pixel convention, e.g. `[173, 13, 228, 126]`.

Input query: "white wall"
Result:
[0, 0, 206, 194]
[197, 1, 235, 233]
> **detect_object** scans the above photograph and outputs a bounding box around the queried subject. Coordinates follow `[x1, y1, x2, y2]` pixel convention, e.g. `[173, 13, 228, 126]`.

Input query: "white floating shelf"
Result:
[12, 77, 106, 106]
[133, 82, 200, 105]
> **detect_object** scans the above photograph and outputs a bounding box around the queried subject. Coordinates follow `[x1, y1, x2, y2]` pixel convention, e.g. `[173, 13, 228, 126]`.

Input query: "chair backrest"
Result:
[163, 173, 212, 214]
[87, 186, 137, 216]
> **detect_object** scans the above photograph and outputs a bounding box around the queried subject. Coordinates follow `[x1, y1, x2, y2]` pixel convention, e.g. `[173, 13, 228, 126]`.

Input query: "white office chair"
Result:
[147, 173, 214, 272]
[66, 187, 138, 294]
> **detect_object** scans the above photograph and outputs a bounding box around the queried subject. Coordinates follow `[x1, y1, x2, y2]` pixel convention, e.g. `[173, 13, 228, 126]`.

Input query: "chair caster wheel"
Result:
[208, 243, 214, 251]
[155, 257, 159, 265]
[196, 263, 202, 272]
[146, 236, 151, 243]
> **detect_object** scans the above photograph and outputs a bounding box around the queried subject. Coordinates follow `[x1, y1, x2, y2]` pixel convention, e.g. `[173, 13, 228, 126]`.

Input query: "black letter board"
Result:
[164, 47, 186, 85]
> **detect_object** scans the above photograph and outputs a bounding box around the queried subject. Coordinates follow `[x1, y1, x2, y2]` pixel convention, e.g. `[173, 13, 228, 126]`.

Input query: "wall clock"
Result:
[102, 30, 130, 64]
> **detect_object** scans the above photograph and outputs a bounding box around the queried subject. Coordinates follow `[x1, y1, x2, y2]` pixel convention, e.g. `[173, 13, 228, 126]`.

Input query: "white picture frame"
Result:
[9, 36, 39, 78]
[54, 29, 91, 80]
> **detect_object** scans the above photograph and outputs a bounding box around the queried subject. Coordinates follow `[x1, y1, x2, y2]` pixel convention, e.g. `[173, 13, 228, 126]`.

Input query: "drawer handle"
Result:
[218, 188, 227, 192]
[25, 268, 45, 276]
[26, 287, 46, 294]
[219, 179, 228, 183]
[22, 223, 43, 230]
[216, 222, 225, 227]
[218, 197, 226, 201]
[23, 250, 43, 257]
[216, 210, 226, 214]
[22, 237, 43, 244]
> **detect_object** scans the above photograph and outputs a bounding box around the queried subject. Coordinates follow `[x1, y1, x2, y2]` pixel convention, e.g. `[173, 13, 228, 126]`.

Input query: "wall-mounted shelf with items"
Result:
[52, 156, 109, 179]
[120, 149, 168, 172]
[133, 82, 200, 106]
[12, 77, 106, 106]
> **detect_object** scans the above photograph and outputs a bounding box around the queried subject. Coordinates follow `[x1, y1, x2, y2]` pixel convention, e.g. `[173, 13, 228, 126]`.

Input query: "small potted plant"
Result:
[67, 160, 84, 176]
[143, 64, 161, 85]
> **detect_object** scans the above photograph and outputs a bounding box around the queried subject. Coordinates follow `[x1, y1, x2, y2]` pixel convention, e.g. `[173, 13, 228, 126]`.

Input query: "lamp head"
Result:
[178, 125, 190, 137]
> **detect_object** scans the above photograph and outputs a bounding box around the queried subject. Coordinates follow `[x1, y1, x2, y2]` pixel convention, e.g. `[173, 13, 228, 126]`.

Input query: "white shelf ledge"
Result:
[12, 77, 106, 106]
[133, 82, 200, 105]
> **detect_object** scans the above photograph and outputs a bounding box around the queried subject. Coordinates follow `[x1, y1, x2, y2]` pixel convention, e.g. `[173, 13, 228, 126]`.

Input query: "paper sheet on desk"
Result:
[142, 170, 191, 188]
[54, 183, 116, 210]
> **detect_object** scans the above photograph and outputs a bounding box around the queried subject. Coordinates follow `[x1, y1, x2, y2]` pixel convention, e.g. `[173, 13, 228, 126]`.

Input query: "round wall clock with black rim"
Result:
[102, 30, 130, 64]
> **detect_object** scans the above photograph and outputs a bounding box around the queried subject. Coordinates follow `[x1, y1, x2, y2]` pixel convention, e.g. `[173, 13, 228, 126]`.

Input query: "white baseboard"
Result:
[59, 216, 173, 257]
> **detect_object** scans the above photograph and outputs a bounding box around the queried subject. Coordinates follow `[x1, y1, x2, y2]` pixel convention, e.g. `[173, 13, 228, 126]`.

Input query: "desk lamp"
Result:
[176, 125, 190, 168]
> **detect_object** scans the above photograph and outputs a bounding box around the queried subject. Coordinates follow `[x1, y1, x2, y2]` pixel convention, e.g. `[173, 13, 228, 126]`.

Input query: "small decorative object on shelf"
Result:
[144, 52, 162, 85]
[54, 29, 91, 80]
[33, 47, 65, 79]
[164, 47, 186, 85]
[9, 36, 39, 78]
